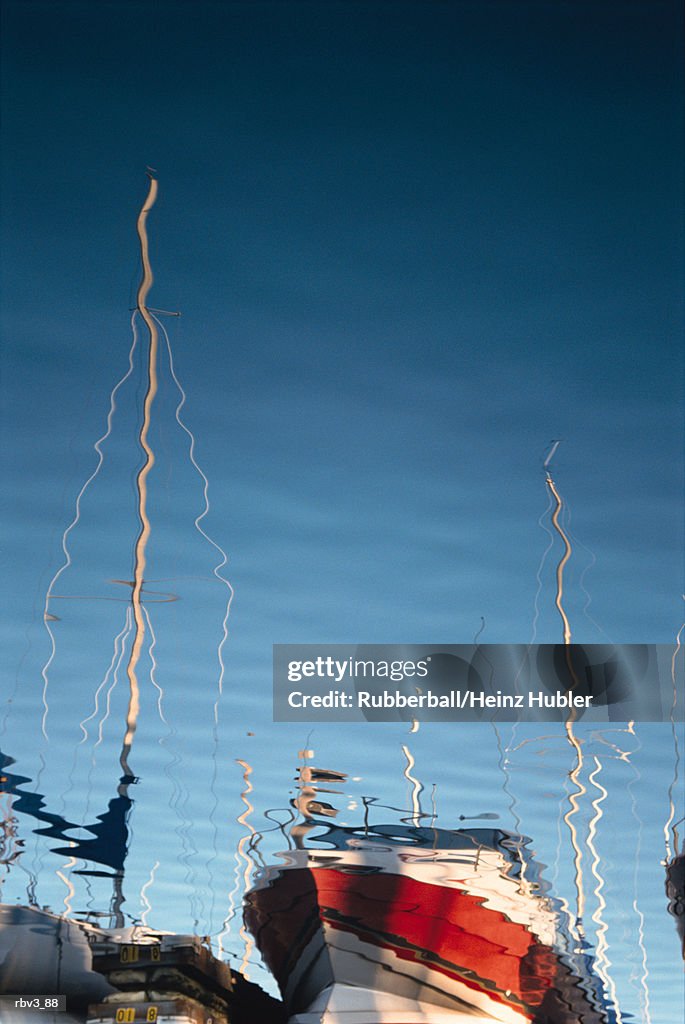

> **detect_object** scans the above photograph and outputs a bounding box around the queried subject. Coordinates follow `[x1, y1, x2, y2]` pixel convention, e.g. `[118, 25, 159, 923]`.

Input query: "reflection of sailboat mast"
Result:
[545, 462, 587, 935]
[120, 172, 159, 780]
[103, 173, 160, 929]
[546, 472, 573, 647]
[87, 174, 157, 929]
[235, 760, 257, 978]
[545, 455, 627, 1019]
[6, 173, 230, 933]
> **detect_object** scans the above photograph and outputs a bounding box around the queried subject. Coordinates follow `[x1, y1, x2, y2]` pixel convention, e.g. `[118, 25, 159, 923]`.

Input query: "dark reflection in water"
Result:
[0, 176, 234, 944]
[1, 751, 133, 930]
[245, 760, 621, 1024]
[2, 739, 683, 1022]
[665, 852, 685, 957]
[1, 753, 79, 847]
[0, 175, 680, 1021]
[1, 753, 131, 874]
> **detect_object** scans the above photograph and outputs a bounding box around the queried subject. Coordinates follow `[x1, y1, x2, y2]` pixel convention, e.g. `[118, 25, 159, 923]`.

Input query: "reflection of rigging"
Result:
[218, 757, 271, 972]
[39, 313, 141, 742]
[544, 455, 587, 941]
[542, 447, 633, 1016]
[14, 177, 163, 920]
[531, 487, 554, 644]
[5, 174, 234, 931]
[153, 312, 235, 719]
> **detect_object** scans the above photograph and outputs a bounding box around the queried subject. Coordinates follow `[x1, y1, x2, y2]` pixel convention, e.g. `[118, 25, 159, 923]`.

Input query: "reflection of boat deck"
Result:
[0, 904, 114, 1023]
[0, 904, 286, 1024]
[245, 826, 614, 1024]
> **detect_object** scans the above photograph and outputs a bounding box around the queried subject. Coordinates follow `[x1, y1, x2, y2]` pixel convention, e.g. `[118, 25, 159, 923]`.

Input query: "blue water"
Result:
[1, 298, 683, 1020]
[1, 9, 682, 1012]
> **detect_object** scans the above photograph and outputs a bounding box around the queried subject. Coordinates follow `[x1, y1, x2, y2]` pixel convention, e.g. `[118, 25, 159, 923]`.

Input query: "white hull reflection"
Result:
[0, 904, 114, 1020]
[0, 905, 209, 1024]
[290, 983, 508, 1023]
[245, 826, 615, 1024]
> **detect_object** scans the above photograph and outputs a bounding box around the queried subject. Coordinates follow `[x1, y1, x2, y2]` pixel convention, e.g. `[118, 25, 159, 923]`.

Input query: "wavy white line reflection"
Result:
[76, 613, 133, 862]
[625, 731, 651, 1024]
[95, 615, 132, 750]
[78, 609, 133, 745]
[546, 474, 573, 645]
[531, 487, 554, 644]
[55, 843, 77, 918]
[140, 859, 159, 927]
[401, 744, 423, 827]
[142, 604, 167, 727]
[236, 760, 257, 977]
[563, 724, 586, 934]
[39, 315, 140, 740]
[545, 470, 592, 948]
[586, 757, 622, 1022]
[154, 313, 234, 720]
[568, 525, 611, 642]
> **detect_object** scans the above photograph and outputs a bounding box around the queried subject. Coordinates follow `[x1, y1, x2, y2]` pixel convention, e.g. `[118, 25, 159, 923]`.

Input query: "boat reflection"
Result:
[665, 852, 684, 956]
[0, 750, 132, 926]
[245, 762, 618, 1024]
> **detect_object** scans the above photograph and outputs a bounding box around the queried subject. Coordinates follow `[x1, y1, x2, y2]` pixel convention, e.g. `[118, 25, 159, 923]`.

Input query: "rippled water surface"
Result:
[1, 290, 682, 1019]
[1, 5, 683, 1019]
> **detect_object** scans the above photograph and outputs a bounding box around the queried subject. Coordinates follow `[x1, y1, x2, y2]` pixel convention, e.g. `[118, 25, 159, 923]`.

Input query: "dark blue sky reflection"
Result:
[2, 1, 682, 658]
[1, 7, 684, 1015]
